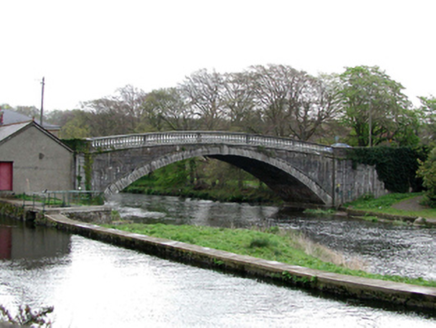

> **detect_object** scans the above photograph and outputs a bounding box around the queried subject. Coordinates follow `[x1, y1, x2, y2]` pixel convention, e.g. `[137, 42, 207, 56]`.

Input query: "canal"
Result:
[0, 194, 435, 327]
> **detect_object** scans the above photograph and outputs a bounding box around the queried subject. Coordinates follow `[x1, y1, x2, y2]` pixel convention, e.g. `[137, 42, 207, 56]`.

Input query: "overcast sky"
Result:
[1, 0, 434, 112]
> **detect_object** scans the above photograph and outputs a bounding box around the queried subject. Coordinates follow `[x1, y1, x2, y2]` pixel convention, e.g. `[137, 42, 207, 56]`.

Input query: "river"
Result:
[0, 193, 435, 327]
[108, 193, 436, 281]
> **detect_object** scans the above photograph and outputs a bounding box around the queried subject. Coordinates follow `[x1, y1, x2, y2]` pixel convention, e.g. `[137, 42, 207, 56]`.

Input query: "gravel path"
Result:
[391, 195, 428, 211]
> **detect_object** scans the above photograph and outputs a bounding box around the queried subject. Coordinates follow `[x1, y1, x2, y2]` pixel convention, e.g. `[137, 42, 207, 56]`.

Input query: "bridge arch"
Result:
[104, 145, 331, 206]
[86, 131, 387, 207]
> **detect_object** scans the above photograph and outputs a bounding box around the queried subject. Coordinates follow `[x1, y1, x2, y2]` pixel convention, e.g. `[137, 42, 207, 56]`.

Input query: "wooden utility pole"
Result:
[40, 77, 45, 126]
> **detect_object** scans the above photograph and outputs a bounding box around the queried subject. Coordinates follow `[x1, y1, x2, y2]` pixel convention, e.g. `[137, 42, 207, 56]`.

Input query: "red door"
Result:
[0, 162, 13, 190]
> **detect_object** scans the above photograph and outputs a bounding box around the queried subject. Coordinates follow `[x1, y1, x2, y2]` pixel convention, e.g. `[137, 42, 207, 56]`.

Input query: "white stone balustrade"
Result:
[87, 131, 333, 154]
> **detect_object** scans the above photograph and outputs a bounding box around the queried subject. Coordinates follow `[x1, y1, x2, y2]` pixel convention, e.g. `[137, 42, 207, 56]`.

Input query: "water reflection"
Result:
[0, 217, 71, 265]
[0, 226, 11, 259]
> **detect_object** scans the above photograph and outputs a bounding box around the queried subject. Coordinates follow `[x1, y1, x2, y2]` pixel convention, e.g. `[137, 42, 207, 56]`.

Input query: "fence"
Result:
[21, 190, 104, 210]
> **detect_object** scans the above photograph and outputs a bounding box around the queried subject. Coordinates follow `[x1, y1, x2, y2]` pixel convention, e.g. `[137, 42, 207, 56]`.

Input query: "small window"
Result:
[0, 162, 13, 191]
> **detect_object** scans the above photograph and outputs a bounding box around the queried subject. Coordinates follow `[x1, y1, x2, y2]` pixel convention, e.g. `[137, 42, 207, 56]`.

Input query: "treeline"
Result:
[57, 65, 436, 147]
[5, 64, 436, 147]
[4, 64, 436, 204]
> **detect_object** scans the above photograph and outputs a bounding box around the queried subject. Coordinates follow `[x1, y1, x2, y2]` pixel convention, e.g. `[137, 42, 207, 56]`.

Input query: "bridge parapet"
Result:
[87, 131, 333, 154]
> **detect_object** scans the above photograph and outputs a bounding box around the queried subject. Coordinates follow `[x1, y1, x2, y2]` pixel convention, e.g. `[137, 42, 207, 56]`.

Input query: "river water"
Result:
[0, 193, 435, 327]
[109, 193, 436, 281]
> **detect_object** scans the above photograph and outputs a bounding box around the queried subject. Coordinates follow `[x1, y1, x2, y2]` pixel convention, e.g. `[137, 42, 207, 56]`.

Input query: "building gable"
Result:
[0, 121, 74, 193]
[0, 121, 72, 152]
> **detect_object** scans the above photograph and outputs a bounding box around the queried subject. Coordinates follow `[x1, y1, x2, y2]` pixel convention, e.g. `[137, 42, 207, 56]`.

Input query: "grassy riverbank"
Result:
[104, 222, 436, 288]
[343, 193, 436, 219]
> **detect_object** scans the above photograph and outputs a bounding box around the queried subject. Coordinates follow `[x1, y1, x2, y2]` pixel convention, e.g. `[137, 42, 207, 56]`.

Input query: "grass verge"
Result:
[344, 193, 436, 219]
[102, 222, 436, 288]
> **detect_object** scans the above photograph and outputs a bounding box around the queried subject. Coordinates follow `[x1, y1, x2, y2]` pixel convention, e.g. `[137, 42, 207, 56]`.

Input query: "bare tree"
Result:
[249, 64, 300, 137]
[81, 85, 147, 135]
[287, 73, 342, 141]
[222, 72, 259, 132]
[179, 69, 226, 130]
[113, 85, 148, 131]
[81, 98, 132, 136]
[141, 88, 197, 131]
[248, 64, 341, 141]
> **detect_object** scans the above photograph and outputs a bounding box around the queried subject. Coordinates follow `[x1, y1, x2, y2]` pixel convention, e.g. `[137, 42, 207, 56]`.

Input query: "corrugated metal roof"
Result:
[0, 121, 32, 142]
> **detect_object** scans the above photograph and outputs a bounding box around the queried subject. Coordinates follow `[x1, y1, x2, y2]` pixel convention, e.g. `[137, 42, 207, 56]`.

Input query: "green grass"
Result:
[345, 193, 416, 209]
[102, 223, 436, 288]
[344, 193, 436, 219]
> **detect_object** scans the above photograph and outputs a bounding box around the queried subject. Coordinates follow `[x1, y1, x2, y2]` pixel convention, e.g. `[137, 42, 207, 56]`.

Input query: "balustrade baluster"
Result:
[86, 131, 331, 154]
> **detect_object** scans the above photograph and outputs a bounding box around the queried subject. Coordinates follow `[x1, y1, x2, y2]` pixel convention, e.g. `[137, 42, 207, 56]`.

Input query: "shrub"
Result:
[417, 148, 436, 207]
[0, 304, 53, 327]
[348, 146, 428, 192]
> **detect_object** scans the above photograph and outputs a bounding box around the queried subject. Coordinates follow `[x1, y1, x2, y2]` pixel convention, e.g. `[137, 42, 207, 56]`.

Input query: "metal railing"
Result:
[87, 131, 333, 154]
[21, 190, 104, 209]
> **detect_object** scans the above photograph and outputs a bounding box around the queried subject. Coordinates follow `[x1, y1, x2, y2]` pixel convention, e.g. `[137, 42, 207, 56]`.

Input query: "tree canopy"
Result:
[6, 64, 430, 150]
[339, 66, 414, 147]
[6, 63, 434, 199]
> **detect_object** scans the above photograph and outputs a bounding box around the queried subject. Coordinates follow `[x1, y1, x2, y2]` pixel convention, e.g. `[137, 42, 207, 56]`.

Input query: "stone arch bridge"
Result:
[77, 131, 386, 208]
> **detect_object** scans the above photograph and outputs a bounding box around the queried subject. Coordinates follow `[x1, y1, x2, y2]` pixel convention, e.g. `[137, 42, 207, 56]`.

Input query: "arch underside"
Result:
[104, 146, 332, 206]
[208, 155, 327, 206]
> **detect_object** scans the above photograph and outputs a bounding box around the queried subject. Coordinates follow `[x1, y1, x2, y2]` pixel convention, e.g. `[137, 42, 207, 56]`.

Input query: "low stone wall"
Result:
[45, 213, 436, 312]
[0, 199, 113, 224]
[57, 207, 113, 224]
[0, 199, 28, 220]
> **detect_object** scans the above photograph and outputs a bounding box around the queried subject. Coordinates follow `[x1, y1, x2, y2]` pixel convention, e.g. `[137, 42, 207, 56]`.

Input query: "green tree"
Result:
[417, 96, 436, 145]
[417, 147, 436, 207]
[15, 105, 40, 120]
[58, 110, 90, 139]
[339, 66, 411, 147]
[155, 160, 190, 188]
[392, 107, 421, 146]
[46, 109, 79, 126]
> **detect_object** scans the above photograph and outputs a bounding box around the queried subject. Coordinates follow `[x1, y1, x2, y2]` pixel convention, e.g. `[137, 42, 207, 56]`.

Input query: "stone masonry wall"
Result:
[88, 144, 387, 207]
